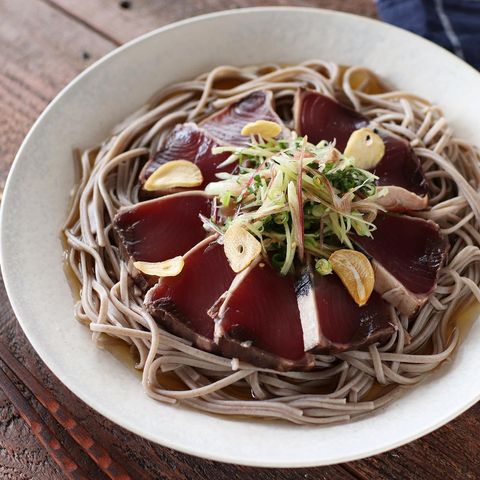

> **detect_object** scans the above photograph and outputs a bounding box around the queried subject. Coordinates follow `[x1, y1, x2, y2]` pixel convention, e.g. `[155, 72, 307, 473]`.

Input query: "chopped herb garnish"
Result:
[206, 133, 385, 275]
[315, 258, 333, 275]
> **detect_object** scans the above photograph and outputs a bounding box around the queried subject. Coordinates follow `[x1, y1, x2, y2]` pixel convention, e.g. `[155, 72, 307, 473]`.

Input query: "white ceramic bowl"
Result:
[2, 7, 480, 468]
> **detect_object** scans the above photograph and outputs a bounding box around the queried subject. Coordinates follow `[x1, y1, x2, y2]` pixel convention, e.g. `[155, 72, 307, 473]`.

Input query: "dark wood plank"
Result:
[0, 0, 114, 199]
[46, 0, 377, 45]
[348, 402, 480, 480]
[0, 0, 114, 477]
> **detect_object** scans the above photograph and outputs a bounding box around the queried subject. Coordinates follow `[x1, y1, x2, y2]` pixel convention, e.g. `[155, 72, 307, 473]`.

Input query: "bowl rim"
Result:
[2, 6, 480, 468]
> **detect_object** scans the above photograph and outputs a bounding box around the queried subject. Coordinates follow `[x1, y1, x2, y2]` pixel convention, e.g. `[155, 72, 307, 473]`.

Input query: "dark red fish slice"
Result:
[139, 123, 232, 190]
[376, 135, 427, 196]
[353, 212, 447, 295]
[144, 236, 235, 352]
[294, 90, 428, 205]
[352, 212, 448, 316]
[114, 191, 211, 264]
[214, 260, 314, 371]
[294, 90, 366, 150]
[200, 90, 288, 146]
[296, 263, 395, 353]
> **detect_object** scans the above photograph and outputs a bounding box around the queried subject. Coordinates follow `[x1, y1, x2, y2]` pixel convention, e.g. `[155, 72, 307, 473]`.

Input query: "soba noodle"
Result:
[63, 61, 480, 424]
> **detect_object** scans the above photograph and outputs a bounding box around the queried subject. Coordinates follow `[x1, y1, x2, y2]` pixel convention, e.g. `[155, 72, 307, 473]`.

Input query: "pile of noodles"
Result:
[63, 61, 480, 424]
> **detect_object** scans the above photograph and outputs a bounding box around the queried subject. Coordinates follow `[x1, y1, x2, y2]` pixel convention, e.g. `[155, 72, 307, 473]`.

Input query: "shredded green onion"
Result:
[315, 258, 333, 275]
[205, 134, 384, 274]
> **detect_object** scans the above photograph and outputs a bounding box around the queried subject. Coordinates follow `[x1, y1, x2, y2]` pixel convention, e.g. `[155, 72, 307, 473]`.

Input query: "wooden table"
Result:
[0, 1, 479, 478]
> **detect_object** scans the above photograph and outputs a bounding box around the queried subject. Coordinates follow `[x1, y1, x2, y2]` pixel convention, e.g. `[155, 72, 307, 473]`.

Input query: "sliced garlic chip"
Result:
[133, 256, 184, 277]
[344, 128, 385, 170]
[329, 249, 374, 306]
[144, 160, 203, 191]
[224, 224, 262, 273]
[240, 120, 282, 140]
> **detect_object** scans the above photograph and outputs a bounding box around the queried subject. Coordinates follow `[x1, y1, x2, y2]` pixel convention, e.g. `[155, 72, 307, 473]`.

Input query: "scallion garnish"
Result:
[205, 133, 385, 275]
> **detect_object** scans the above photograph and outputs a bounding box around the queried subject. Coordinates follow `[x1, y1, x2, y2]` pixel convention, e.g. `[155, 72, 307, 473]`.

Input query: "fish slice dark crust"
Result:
[200, 90, 288, 146]
[294, 90, 428, 210]
[214, 260, 314, 371]
[139, 123, 232, 191]
[144, 236, 235, 352]
[352, 212, 449, 316]
[113, 191, 212, 289]
[296, 263, 395, 353]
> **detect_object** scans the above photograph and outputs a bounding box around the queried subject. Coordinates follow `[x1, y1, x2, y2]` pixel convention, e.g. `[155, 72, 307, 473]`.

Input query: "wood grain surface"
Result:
[0, 1, 478, 479]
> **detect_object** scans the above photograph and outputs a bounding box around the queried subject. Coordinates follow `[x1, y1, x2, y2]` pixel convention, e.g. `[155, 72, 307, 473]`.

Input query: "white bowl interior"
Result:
[2, 8, 480, 467]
